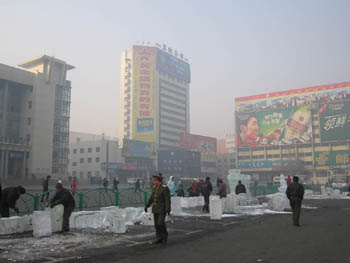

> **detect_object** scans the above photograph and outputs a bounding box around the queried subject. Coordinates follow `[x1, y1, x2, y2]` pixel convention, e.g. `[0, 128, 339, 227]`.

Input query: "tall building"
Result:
[119, 44, 191, 150]
[235, 82, 350, 184]
[0, 55, 74, 180]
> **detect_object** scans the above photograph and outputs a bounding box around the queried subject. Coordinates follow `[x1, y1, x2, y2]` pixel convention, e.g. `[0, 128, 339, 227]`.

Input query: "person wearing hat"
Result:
[0, 185, 26, 217]
[145, 173, 171, 244]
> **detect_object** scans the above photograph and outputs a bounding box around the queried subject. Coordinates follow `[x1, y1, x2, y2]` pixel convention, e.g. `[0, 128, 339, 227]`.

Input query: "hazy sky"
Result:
[1, 0, 350, 139]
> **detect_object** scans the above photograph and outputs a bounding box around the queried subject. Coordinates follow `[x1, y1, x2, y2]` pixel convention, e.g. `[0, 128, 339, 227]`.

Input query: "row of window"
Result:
[72, 171, 100, 177]
[72, 157, 100, 166]
[72, 147, 100, 154]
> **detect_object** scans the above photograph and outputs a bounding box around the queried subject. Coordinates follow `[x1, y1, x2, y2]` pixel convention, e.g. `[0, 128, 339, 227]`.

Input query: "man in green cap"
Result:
[145, 173, 171, 244]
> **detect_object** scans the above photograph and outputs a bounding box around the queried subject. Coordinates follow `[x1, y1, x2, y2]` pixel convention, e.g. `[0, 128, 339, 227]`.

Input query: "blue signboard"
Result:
[122, 139, 154, 158]
[156, 49, 191, 83]
[136, 118, 154, 133]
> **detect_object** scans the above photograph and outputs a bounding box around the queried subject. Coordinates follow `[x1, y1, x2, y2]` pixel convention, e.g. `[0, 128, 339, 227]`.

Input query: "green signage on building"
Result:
[314, 150, 350, 169]
[318, 101, 350, 142]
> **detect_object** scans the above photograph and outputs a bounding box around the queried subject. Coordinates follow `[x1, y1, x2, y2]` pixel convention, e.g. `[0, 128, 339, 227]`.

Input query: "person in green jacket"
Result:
[145, 173, 171, 244]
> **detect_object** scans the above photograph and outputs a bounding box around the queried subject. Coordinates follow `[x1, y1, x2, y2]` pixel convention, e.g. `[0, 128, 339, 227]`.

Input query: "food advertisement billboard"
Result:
[179, 133, 217, 153]
[156, 48, 191, 83]
[236, 106, 312, 147]
[132, 46, 157, 143]
[318, 101, 350, 142]
[235, 82, 350, 113]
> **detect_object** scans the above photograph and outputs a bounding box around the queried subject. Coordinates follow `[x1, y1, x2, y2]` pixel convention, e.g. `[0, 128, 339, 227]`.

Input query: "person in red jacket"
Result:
[71, 179, 77, 196]
[286, 176, 292, 184]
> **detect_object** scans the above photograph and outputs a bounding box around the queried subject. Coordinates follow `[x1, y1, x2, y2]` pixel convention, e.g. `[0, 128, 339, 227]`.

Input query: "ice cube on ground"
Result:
[110, 216, 127, 233]
[141, 212, 154, 226]
[45, 204, 64, 232]
[224, 194, 238, 213]
[0, 215, 32, 235]
[210, 198, 223, 220]
[171, 197, 182, 215]
[70, 211, 106, 229]
[267, 193, 290, 211]
[32, 211, 52, 237]
[304, 190, 313, 196]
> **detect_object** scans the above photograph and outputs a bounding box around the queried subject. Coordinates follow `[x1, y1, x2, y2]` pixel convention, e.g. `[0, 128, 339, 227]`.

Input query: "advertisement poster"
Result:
[235, 82, 350, 113]
[179, 133, 217, 153]
[315, 150, 350, 169]
[156, 48, 191, 83]
[318, 101, 350, 142]
[122, 139, 154, 158]
[132, 46, 157, 142]
[236, 106, 312, 147]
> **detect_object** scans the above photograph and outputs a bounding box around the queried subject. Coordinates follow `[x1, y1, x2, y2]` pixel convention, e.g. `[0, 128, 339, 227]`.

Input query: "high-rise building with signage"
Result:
[235, 82, 350, 184]
[119, 44, 191, 151]
[0, 55, 74, 180]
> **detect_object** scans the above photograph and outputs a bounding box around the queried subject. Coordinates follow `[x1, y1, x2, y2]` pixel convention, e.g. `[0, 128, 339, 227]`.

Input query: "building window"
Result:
[72, 162, 77, 167]
[96, 147, 100, 152]
[88, 171, 92, 177]
[80, 158, 84, 163]
[79, 171, 84, 177]
[73, 149, 77, 154]
[96, 157, 100, 163]
[26, 134, 30, 143]
[80, 148, 84, 153]
[72, 171, 76, 176]
[95, 171, 100, 176]
[27, 118, 31, 125]
[28, 101, 32, 109]
[88, 157, 92, 163]
[88, 148, 92, 153]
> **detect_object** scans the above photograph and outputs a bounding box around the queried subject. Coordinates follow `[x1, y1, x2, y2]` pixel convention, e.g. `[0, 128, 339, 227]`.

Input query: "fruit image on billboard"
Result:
[132, 46, 157, 143]
[318, 101, 350, 142]
[236, 106, 312, 147]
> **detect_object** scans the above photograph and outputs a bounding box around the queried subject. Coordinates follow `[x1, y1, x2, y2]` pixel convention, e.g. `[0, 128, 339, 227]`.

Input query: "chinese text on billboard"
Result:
[236, 106, 312, 147]
[318, 101, 350, 142]
[315, 150, 350, 169]
[132, 46, 157, 142]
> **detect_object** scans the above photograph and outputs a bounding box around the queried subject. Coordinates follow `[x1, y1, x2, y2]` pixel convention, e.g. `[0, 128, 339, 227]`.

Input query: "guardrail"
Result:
[14, 187, 152, 216]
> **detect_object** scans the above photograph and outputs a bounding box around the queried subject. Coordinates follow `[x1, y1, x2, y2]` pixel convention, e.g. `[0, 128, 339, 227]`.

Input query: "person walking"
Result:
[175, 181, 185, 197]
[41, 175, 51, 202]
[135, 179, 141, 192]
[167, 176, 176, 197]
[235, 180, 247, 195]
[286, 176, 305, 226]
[71, 179, 77, 196]
[49, 183, 76, 232]
[103, 178, 109, 192]
[218, 179, 227, 199]
[145, 173, 171, 244]
[201, 177, 213, 212]
[0, 186, 26, 217]
[113, 177, 120, 191]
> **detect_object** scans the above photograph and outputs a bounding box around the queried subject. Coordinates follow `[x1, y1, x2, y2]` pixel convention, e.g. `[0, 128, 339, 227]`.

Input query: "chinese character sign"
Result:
[318, 101, 350, 142]
[315, 150, 350, 169]
[236, 106, 312, 147]
[132, 46, 157, 142]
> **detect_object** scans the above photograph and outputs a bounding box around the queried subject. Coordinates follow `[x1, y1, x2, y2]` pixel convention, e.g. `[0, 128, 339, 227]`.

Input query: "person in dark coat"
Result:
[286, 176, 305, 226]
[145, 173, 171, 244]
[103, 178, 108, 192]
[201, 177, 213, 212]
[135, 179, 141, 192]
[0, 186, 26, 217]
[49, 183, 76, 232]
[218, 179, 227, 198]
[235, 180, 247, 195]
[41, 175, 51, 202]
[113, 177, 119, 191]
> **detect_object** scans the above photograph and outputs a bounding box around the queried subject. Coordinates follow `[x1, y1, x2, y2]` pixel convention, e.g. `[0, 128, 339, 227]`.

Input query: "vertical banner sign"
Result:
[132, 46, 156, 142]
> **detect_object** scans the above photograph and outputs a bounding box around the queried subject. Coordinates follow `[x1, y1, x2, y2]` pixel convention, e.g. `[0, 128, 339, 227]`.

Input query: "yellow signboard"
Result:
[132, 46, 156, 143]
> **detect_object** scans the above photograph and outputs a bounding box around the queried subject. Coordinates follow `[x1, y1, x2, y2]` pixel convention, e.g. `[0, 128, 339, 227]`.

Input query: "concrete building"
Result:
[68, 132, 122, 182]
[119, 44, 191, 150]
[216, 152, 236, 178]
[200, 153, 217, 178]
[0, 55, 73, 180]
[235, 82, 350, 184]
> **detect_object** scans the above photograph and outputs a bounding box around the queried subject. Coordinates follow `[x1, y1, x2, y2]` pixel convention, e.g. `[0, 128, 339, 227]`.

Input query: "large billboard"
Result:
[235, 82, 350, 113]
[236, 106, 312, 147]
[179, 133, 217, 153]
[122, 139, 155, 158]
[132, 46, 157, 143]
[315, 150, 350, 169]
[156, 49, 191, 83]
[318, 101, 350, 142]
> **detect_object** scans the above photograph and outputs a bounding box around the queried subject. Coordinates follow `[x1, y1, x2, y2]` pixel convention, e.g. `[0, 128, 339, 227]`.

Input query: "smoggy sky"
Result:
[1, 0, 349, 139]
